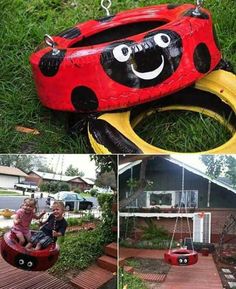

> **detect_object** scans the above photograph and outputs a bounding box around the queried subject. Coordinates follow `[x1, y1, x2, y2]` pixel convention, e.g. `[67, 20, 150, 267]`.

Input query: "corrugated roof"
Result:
[31, 171, 93, 184]
[118, 156, 236, 194]
[119, 160, 143, 174]
[81, 177, 94, 185]
[164, 157, 236, 194]
[31, 171, 75, 181]
[0, 166, 27, 177]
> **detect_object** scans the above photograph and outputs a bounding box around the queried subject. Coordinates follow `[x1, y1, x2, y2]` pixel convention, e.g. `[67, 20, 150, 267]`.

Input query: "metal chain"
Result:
[193, 0, 204, 16]
[101, 0, 112, 16]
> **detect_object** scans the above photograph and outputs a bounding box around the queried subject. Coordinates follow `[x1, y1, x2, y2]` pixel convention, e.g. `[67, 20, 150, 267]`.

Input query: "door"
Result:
[193, 212, 211, 242]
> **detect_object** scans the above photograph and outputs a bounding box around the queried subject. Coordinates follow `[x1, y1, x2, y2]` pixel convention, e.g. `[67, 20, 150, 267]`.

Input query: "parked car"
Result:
[14, 181, 38, 192]
[50, 191, 93, 211]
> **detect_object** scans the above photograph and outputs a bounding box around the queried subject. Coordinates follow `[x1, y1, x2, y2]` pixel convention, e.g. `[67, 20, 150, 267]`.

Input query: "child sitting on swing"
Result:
[26, 201, 68, 250]
[12, 198, 46, 246]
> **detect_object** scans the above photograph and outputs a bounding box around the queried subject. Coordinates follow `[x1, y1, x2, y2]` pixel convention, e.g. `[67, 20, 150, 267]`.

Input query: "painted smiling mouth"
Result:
[131, 55, 165, 80]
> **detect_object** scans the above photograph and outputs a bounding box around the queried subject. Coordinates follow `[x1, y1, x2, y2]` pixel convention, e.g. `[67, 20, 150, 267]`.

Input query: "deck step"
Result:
[105, 242, 117, 258]
[97, 255, 117, 273]
[70, 265, 113, 289]
[134, 272, 166, 282]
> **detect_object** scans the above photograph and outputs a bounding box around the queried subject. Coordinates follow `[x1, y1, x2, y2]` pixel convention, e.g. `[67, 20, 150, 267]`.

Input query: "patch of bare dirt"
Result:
[126, 258, 170, 274]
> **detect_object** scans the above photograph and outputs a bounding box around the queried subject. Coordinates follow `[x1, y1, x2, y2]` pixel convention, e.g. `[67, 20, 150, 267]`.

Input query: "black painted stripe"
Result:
[57, 27, 81, 39]
[89, 119, 143, 153]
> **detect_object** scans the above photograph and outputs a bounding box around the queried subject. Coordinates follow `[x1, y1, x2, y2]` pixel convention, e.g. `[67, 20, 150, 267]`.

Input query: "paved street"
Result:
[0, 195, 48, 211]
[0, 193, 100, 228]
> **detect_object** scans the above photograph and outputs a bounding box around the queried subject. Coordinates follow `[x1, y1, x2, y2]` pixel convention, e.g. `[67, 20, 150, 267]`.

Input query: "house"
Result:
[119, 155, 236, 244]
[0, 166, 28, 189]
[26, 171, 94, 191]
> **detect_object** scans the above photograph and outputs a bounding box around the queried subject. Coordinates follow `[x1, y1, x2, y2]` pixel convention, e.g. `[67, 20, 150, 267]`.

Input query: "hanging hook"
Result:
[101, 0, 112, 16]
[44, 34, 60, 55]
[193, 0, 204, 16]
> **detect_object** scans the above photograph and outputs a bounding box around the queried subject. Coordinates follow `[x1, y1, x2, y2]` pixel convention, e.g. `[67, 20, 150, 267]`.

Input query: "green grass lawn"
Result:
[0, 191, 21, 196]
[0, 0, 235, 153]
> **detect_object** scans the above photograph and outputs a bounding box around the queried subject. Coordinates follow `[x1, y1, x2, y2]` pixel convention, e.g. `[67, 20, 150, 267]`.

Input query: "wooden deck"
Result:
[0, 255, 74, 289]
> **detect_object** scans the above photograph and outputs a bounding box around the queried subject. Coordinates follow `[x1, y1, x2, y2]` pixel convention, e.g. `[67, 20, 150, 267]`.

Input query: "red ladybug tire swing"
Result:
[164, 166, 198, 266]
[164, 248, 198, 266]
[30, 1, 221, 112]
[0, 231, 59, 271]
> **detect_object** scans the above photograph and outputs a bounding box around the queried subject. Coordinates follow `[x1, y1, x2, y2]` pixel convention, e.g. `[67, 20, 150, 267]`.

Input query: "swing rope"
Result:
[169, 164, 195, 252]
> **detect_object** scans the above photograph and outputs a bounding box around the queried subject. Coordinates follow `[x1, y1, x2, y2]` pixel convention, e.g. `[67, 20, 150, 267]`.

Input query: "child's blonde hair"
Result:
[52, 201, 65, 211]
[23, 198, 36, 207]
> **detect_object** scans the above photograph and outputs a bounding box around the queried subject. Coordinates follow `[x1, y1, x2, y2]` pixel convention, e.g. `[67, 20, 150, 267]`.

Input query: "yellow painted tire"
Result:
[88, 70, 236, 154]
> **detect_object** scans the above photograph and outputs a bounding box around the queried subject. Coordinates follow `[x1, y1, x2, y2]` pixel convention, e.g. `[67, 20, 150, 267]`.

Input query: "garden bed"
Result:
[123, 258, 170, 289]
[213, 249, 236, 289]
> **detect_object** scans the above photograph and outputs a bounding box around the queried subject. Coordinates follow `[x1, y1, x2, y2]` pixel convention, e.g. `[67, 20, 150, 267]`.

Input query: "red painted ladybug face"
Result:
[15, 253, 38, 270]
[101, 29, 182, 88]
[178, 255, 189, 265]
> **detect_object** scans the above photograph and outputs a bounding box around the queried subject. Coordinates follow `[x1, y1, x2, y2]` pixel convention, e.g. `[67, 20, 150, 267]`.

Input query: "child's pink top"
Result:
[12, 208, 36, 235]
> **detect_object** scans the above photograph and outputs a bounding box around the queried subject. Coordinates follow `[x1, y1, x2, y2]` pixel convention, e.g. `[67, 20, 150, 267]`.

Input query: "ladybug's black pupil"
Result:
[161, 35, 169, 43]
[122, 47, 129, 55]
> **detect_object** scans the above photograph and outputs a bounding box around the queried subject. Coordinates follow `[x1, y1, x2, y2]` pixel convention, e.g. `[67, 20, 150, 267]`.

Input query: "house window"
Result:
[147, 190, 198, 208]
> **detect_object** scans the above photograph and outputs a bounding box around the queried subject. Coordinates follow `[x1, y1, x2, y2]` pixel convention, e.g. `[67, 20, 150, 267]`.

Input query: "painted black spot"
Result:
[193, 43, 211, 73]
[48, 255, 55, 262]
[167, 4, 182, 9]
[71, 86, 99, 111]
[100, 29, 182, 88]
[2, 249, 8, 259]
[183, 8, 209, 19]
[89, 119, 142, 153]
[57, 27, 81, 39]
[15, 253, 38, 270]
[97, 15, 115, 23]
[39, 49, 66, 77]
[178, 256, 189, 265]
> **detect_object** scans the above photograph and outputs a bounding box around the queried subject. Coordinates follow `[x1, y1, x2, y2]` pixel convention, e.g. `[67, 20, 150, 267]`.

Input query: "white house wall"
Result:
[0, 175, 25, 189]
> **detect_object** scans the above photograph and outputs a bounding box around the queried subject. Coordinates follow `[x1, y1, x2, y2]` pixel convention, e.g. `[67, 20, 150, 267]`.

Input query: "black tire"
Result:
[87, 204, 92, 210]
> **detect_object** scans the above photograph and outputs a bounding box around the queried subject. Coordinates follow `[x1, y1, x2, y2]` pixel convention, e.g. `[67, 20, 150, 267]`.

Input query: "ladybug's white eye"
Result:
[19, 259, 24, 265]
[113, 44, 132, 62]
[154, 33, 171, 48]
[27, 261, 33, 267]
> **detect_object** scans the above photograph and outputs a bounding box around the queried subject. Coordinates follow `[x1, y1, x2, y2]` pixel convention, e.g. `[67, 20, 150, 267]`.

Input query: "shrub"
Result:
[39, 181, 70, 193]
[97, 194, 113, 209]
[89, 189, 98, 197]
[81, 212, 95, 222]
[50, 226, 114, 273]
[141, 219, 169, 240]
[66, 217, 80, 226]
[119, 270, 147, 289]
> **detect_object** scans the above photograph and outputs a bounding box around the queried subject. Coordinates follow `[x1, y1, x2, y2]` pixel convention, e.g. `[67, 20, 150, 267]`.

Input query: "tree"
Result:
[65, 164, 84, 177]
[200, 155, 236, 187]
[95, 171, 116, 190]
[0, 155, 47, 173]
[119, 158, 148, 209]
[90, 155, 117, 176]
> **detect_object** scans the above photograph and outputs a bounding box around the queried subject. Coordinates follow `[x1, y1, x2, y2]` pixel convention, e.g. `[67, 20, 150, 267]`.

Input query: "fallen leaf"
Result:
[15, 126, 40, 135]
